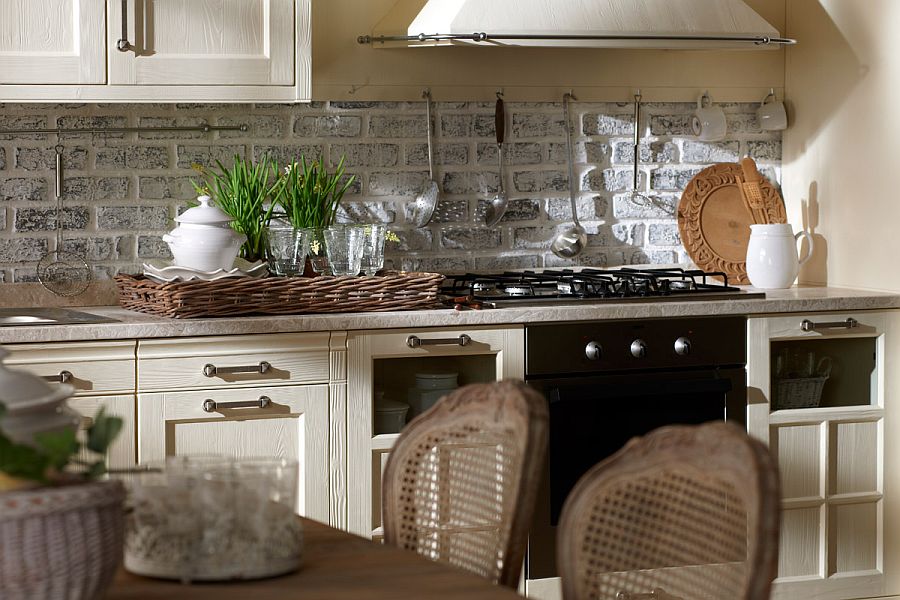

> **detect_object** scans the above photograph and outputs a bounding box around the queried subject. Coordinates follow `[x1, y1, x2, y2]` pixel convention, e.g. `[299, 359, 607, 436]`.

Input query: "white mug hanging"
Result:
[757, 89, 788, 131]
[691, 92, 727, 142]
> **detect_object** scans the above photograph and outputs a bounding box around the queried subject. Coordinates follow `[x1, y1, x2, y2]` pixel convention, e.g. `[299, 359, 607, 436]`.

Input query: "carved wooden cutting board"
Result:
[677, 162, 786, 284]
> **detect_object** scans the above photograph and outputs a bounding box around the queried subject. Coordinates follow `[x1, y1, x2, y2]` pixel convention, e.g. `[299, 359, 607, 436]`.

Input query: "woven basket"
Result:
[773, 375, 828, 410]
[0, 480, 125, 600]
[115, 271, 445, 319]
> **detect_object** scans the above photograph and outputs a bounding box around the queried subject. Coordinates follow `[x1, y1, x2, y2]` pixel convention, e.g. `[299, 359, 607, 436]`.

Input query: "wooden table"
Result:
[107, 517, 522, 599]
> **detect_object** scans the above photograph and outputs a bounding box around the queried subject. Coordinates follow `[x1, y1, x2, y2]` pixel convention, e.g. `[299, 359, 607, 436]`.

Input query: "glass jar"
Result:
[123, 455, 302, 582]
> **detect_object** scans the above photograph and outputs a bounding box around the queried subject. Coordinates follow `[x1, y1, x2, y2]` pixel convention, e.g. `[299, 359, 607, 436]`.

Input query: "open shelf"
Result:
[770, 337, 877, 412]
[372, 354, 499, 433]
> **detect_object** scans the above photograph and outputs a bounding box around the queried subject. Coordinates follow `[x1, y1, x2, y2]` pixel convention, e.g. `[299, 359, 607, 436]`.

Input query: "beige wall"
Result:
[784, 0, 899, 291]
[312, 0, 787, 103]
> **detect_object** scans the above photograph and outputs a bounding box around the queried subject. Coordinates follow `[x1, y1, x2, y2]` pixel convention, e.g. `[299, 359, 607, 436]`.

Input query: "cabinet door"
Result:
[346, 326, 525, 538]
[0, 0, 105, 84]
[138, 384, 329, 522]
[68, 394, 137, 471]
[108, 0, 294, 85]
[748, 311, 891, 600]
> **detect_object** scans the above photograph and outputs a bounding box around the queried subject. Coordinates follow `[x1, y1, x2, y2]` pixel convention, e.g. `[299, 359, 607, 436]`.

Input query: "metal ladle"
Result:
[550, 92, 587, 259]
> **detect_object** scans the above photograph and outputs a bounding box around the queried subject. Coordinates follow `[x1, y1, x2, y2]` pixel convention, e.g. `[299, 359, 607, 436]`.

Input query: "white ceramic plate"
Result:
[142, 258, 268, 283]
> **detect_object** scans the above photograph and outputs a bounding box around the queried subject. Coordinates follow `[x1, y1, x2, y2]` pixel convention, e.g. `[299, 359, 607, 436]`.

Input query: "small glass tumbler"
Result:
[306, 228, 329, 275]
[265, 225, 309, 277]
[323, 226, 365, 276]
[360, 224, 387, 276]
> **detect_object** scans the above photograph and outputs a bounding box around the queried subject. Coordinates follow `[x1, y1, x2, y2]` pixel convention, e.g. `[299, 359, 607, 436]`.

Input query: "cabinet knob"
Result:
[585, 341, 602, 361]
[630, 339, 648, 358]
[674, 337, 692, 356]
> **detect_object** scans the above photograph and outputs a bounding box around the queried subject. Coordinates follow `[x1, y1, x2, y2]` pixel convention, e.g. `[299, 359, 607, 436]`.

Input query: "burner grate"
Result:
[440, 268, 761, 305]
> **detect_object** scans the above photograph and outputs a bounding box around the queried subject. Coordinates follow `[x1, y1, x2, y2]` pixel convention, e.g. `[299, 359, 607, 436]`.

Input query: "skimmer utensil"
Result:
[37, 143, 91, 296]
[550, 92, 587, 259]
[409, 90, 440, 227]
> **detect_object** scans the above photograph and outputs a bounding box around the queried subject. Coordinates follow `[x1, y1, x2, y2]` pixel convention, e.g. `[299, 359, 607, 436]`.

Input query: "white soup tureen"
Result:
[162, 195, 246, 272]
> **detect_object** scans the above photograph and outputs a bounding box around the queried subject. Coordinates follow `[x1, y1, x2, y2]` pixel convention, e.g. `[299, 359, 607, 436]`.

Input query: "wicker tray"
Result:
[115, 271, 444, 318]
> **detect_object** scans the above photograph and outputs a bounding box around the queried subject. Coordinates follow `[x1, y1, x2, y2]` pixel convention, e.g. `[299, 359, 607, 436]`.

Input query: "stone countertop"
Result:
[1, 285, 899, 344]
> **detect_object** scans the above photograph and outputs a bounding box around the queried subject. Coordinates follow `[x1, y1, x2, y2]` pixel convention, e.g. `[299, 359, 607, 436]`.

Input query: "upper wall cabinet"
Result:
[0, 0, 105, 84]
[108, 0, 294, 86]
[0, 0, 310, 102]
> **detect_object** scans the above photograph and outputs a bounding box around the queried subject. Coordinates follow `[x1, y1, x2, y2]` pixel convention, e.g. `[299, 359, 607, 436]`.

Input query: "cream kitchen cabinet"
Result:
[136, 332, 335, 524]
[345, 326, 525, 539]
[747, 311, 900, 600]
[3, 340, 138, 470]
[0, 0, 311, 102]
[108, 0, 295, 86]
[0, 0, 105, 84]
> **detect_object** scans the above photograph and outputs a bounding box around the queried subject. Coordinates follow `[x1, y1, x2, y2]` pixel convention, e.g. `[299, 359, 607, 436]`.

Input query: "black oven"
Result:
[524, 316, 747, 580]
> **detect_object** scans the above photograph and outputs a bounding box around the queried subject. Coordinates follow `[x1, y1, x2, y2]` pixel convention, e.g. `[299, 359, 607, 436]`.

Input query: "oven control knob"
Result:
[630, 339, 647, 358]
[674, 337, 692, 356]
[585, 341, 602, 361]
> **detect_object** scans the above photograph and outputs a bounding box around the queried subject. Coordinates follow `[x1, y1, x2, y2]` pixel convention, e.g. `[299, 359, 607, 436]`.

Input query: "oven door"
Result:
[525, 366, 747, 580]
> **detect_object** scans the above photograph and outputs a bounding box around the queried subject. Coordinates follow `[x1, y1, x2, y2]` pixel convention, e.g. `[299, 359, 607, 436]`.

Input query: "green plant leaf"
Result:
[0, 434, 50, 482]
[87, 461, 107, 479]
[86, 408, 124, 455]
[33, 429, 79, 471]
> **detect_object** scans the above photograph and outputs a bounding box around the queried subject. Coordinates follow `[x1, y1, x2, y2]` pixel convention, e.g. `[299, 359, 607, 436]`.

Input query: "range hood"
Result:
[359, 0, 795, 49]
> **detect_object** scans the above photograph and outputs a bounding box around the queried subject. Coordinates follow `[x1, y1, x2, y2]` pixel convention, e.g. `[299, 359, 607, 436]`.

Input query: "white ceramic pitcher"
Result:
[745, 224, 814, 289]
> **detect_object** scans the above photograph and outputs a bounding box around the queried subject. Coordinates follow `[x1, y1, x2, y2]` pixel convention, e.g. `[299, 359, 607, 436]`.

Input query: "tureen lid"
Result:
[176, 195, 233, 226]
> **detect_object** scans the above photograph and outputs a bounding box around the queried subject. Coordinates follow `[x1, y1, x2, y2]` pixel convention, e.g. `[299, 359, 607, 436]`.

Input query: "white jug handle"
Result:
[795, 230, 814, 267]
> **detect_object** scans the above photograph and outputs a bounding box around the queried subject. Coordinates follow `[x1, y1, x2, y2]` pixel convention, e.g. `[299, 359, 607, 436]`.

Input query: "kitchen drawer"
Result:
[4, 340, 136, 395]
[137, 384, 329, 521]
[137, 332, 330, 391]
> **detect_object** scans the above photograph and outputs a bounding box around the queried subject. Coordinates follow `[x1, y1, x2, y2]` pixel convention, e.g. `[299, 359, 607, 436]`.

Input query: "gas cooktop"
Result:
[441, 268, 765, 308]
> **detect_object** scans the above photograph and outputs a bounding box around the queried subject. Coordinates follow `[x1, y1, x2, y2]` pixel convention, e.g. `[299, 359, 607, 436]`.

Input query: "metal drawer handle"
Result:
[203, 361, 271, 378]
[117, 0, 133, 52]
[42, 370, 73, 384]
[801, 317, 859, 332]
[202, 396, 271, 413]
[406, 334, 472, 348]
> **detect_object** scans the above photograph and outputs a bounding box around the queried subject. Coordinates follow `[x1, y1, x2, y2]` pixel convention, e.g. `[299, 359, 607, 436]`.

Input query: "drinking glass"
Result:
[305, 228, 329, 275]
[265, 225, 309, 277]
[323, 226, 365, 276]
[360, 224, 387, 276]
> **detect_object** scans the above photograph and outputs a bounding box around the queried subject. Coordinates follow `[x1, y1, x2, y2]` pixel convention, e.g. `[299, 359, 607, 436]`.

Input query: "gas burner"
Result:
[440, 267, 764, 306]
[504, 285, 532, 297]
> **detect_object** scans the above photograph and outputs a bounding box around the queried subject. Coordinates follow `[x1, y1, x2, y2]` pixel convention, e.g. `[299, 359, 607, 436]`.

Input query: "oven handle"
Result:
[549, 377, 732, 402]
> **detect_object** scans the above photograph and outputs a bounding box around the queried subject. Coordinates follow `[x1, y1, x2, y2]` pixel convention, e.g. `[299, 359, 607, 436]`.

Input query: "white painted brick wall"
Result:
[0, 101, 781, 281]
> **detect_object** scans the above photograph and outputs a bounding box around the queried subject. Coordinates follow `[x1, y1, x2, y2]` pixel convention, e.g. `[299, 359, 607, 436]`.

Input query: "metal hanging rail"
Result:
[0, 123, 248, 136]
[358, 33, 797, 45]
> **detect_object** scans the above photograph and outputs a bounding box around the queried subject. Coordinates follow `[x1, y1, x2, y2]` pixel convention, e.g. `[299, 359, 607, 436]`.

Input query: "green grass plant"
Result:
[275, 156, 356, 230]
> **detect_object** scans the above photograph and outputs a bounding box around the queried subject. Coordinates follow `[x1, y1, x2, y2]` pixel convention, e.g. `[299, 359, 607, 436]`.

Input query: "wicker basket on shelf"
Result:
[772, 375, 828, 410]
[0, 480, 125, 600]
[114, 271, 445, 319]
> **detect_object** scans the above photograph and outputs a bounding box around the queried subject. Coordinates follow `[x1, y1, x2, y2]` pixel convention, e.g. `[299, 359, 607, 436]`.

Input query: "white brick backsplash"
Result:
[0, 101, 781, 278]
